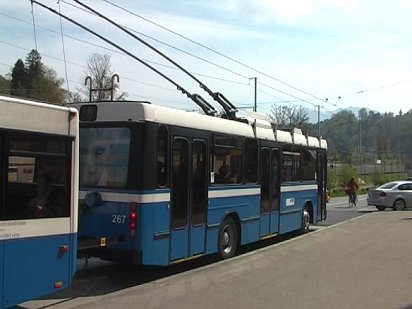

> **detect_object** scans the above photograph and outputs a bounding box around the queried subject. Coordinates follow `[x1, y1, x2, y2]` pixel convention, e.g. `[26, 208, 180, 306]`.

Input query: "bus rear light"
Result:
[59, 245, 69, 254]
[54, 281, 63, 289]
[129, 212, 137, 221]
[129, 202, 138, 238]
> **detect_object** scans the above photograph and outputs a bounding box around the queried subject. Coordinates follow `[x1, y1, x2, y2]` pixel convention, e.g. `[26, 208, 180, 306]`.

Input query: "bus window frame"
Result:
[3, 131, 73, 220]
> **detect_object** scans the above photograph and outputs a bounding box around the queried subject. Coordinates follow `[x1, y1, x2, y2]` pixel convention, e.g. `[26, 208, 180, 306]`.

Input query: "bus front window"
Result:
[80, 127, 131, 188]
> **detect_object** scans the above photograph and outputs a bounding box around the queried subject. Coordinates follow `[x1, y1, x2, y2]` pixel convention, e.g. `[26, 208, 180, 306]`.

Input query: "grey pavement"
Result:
[22, 211, 412, 309]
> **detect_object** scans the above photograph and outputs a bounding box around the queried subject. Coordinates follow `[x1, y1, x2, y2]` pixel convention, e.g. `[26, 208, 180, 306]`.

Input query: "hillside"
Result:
[306, 108, 412, 172]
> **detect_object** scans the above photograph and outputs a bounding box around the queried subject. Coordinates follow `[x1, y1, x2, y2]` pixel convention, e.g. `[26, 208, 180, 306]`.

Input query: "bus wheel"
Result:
[218, 218, 238, 259]
[301, 207, 311, 233]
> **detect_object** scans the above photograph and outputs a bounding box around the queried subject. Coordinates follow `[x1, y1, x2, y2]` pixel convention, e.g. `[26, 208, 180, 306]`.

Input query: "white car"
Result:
[367, 181, 412, 211]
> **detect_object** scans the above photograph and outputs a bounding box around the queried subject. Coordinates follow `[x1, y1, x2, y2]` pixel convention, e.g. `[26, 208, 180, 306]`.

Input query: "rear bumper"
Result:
[367, 198, 384, 206]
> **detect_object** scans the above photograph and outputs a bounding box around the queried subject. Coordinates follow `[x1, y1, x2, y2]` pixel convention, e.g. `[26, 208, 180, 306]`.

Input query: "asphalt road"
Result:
[321, 194, 373, 225]
[20, 196, 412, 309]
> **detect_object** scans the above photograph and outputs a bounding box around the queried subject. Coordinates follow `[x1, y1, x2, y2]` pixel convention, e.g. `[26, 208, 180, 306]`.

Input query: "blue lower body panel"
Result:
[2, 234, 75, 308]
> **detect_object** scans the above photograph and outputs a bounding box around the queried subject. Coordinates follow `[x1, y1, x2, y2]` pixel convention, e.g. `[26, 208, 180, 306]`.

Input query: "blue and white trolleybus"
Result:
[0, 95, 79, 308]
[74, 100, 327, 266]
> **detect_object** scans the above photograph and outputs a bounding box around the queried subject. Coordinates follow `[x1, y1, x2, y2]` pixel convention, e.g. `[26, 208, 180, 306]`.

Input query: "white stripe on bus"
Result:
[281, 184, 318, 192]
[208, 187, 260, 198]
[79, 184, 317, 204]
[79, 191, 171, 203]
[0, 217, 73, 240]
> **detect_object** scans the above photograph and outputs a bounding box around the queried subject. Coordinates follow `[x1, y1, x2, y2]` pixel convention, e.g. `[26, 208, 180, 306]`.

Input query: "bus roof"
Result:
[0, 95, 78, 136]
[74, 101, 327, 150]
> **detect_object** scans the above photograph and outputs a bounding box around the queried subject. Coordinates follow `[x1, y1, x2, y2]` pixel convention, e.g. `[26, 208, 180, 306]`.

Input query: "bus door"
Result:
[260, 147, 280, 237]
[170, 137, 208, 261]
[318, 151, 327, 220]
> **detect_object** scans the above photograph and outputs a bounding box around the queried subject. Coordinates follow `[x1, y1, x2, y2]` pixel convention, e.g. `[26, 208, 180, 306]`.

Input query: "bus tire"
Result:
[301, 206, 311, 233]
[218, 217, 238, 259]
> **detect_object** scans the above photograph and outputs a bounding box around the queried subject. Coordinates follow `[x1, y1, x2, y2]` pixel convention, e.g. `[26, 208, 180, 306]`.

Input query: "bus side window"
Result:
[212, 135, 242, 185]
[5, 136, 70, 220]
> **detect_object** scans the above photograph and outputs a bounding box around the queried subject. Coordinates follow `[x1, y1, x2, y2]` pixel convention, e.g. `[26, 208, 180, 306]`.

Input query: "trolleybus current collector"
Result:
[0, 95, 79, 309]
[75, 100, 327, 266]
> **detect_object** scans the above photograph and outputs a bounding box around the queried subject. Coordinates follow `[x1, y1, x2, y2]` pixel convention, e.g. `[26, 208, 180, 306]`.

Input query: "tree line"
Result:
[315, 108, 412, 170]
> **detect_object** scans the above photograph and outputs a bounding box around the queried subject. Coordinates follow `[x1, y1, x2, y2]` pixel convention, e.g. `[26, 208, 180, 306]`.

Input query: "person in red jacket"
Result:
[345, 177, 359, 207]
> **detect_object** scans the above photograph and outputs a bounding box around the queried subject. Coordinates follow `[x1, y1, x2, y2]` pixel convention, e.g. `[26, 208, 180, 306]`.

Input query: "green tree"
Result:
[33, 67, 66, 103]
[10, 59, 28, 97]
[25, 49, 44, 97]
[9, 50, 67, 103]
[317, 107, 412, 187]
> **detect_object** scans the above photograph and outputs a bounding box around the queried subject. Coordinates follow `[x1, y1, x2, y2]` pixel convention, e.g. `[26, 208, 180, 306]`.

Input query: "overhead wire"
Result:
[0, 40, 182, 103]
[57, 0, 70, 92]
[59, 0, 251, 80]
[2, 5, 323, 110]
[58, 1, 312, 108]
[102, 1, 408, 117]
[30, 1, 38, 51]
[327, 80, 412, 101]
[0, 38, 247, 102]
[101, 0, 328, 105]
[7, 2, 405, 114]
[31, 0, 223, 116]
[0, 11, 251, 87]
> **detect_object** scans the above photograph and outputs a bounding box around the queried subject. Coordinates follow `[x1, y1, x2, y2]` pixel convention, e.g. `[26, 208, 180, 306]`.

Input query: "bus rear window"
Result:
[80, 127, 131, 188]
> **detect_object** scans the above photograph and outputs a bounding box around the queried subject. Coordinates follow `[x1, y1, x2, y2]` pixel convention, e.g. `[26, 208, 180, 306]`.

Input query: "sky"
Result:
[1, 0, 411, 118]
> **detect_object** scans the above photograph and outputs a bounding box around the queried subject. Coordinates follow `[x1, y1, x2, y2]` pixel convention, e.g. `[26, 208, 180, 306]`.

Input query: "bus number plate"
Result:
[112, 215, 126, 224]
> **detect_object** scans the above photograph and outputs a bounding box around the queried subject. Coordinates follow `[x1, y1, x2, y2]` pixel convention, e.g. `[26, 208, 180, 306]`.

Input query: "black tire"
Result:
[376, 206, 386, 211]
[301, 207, 311, 233]
[393, 199, 406, 211]
[218, 217, 238, 259]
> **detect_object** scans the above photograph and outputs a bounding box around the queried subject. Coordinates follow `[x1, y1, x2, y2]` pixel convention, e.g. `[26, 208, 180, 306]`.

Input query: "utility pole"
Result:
[251, 77, 257, 112]
[317, 105, 320, 138]
[359, 117, 362, 153]
[359, 117, 362, 177]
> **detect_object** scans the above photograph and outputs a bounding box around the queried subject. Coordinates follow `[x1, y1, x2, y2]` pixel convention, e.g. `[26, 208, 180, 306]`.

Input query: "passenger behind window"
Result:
[218, 161, 237, 184]
[28, 169, 64, 218]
